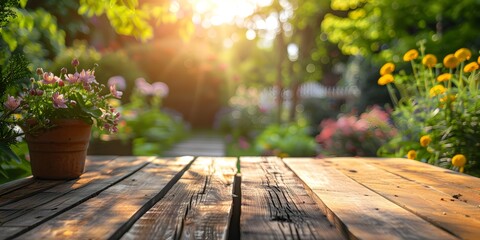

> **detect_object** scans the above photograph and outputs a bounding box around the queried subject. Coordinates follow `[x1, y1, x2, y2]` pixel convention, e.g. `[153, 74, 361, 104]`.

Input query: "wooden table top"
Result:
[0, 156, 479, 239]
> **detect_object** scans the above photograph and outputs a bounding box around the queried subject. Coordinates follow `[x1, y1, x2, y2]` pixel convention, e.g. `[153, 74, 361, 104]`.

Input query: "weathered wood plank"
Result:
[283, 158, 458, 240]
[363, 158, 480, 206]
[18, 157, 194, 239]
[121, 157, 237, 240]
[240, 157, 343, 240]
[0, 156, 150, 239]
[0, 177, 34, 196]
[326, 157, 480, 239]
[0, 155, 116, 206]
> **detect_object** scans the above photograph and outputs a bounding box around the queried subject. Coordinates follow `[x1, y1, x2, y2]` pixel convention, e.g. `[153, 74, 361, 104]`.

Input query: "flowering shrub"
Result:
[255, 121, 317, 157]
[0, 53, 31, 180]
[316, 106, 397, 157]
[120, 77, 188, 155]
[3, 59, 122, 133]
[377, 46, 480, 175]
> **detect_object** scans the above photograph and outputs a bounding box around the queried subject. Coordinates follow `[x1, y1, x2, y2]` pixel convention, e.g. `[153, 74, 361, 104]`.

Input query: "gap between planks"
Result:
[15, 156, 194, 240]
[121, 157, 237, 240]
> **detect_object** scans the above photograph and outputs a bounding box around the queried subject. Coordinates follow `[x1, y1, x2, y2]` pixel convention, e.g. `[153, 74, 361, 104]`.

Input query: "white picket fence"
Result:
[261, 82, 360, 101]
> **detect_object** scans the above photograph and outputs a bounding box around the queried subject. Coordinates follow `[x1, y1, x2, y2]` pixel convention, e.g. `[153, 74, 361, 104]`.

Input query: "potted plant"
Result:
[3, 59, 122, 179]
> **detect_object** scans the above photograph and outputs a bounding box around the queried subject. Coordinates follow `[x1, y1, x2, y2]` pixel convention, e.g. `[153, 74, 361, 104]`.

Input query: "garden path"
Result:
[162, 131, 225, 157]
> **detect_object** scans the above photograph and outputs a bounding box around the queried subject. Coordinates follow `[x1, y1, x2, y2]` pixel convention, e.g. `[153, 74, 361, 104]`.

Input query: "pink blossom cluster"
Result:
[316, 106, 397, 157]
[3, 95, 21, 111]
[135, 78, 169, 97]
[3, 59, 124, 134]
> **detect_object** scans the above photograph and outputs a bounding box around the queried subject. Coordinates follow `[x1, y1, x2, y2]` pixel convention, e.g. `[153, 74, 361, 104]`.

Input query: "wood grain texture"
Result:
[0, 156, 151, 239]
[16, 156, 194, 240]
[0, 156, 116, 207]
[362, 158, 480, 206]
[325, 157, 480, 239]
[283, 158, 458, 240]
[122, 157, 237, 240]
[240, 157, 343, 240]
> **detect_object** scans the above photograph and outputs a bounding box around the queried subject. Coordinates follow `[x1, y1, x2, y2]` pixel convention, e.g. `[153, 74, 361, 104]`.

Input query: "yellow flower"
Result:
[13, 113, 23, 120]
[443, 54, 459, 69]
[429, 85, 446, 97]
[454, 48, 472, 62]
[407, 150, 417, 160]
[377, 74, 394, 85]
[478, 56, 480, 65]
[463, 62, 479, 73]
[440, 94, 456, 103]
[380, 62, 395, 75]
[436, 73, 452, 82]
[451, 154, 466, 167]
[403, 49, 419, 61]
[420, 135, 432, 147]
[107, 99, 122, 108]
[422, 54, 437, 68]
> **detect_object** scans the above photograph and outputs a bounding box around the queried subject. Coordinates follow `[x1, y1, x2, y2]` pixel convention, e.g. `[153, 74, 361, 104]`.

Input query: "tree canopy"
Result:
[322, 0, 480, 63]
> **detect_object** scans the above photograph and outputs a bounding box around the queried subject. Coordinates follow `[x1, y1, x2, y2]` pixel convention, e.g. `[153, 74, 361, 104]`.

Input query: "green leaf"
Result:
[1, 31, 18, 51]
[19, 0, 28, 8]
[0, 144, 21, 163]
[123, 0, 138, 10]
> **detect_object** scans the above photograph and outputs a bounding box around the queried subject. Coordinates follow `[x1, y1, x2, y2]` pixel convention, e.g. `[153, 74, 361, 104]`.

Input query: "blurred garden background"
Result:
[1, 0, 480, 182]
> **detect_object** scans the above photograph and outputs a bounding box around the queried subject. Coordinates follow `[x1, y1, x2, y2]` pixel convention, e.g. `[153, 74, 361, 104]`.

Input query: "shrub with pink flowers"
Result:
[316, 106, 397, 157]
[118, 77, 188, 155]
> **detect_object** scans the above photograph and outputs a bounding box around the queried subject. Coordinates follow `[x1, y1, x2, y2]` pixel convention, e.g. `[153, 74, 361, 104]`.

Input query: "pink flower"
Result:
[42, 72, 60, 85]
[4, 95, 21, 111]
[108, 76, 126, 90]
[52, 92, 68, 108]
[78, 69, 96, 85]
[316, 119, 338, 143]
[109, 84, 123, 99]
[152, 82, 169, 97]
[354, 119, 369, 132]
[135, 78, 169, 97]
[65, 73, 80, 84]
[337, 116, 356, 135]
[135, 78, 153, 95]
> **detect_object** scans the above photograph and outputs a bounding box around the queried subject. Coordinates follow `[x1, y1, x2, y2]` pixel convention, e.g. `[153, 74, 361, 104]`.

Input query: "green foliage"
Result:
[0, 52, 30, 100]
[0, 53, 31, 162]
[0, 142, 30, 183]
[1, 7, 66, 68]
[0, 1, 32, 180]
[322, 0, 480, 62]
[128, 109, 187, 155]
[78, 0, 180, 41]
[121, 85, 189, 156]
[255, 121, 317, 157]
[50, 41, 101, 73]
[378, 46, 480, 176]
[0, 0, 19, 28]
[215, 86, 274, 140]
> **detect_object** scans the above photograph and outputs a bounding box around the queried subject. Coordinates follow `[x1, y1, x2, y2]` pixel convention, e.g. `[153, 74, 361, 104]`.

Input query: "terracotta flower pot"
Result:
[25, 119, 92, 180]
